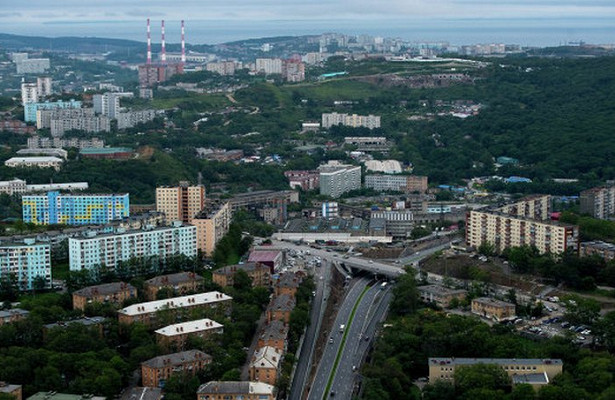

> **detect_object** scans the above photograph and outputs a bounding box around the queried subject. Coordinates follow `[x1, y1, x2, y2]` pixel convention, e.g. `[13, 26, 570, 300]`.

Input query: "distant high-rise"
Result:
[156, 182, 206, 223]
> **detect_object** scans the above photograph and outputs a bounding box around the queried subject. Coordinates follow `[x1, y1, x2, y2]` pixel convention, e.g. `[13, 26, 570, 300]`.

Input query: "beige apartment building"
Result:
[428, 358, 563, 387]
[497, 195, 551, 221]
[471, 297, 516, 321]
[212, 262, 271, 288]
[418, 285, 467, 307]
[155, 183, 205, 223]
[192, 200, 232, 257]
[466, 210, 579, 255]
[72, 282, 137, 310]
[143, 271, 204, 300]
[141, 350, 212, 388]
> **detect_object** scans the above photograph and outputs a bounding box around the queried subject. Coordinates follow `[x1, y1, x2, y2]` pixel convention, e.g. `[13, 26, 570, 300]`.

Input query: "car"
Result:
[352, 365, 357, 372]
[582, 329, 592, 335]
[578, 336, 586, 341]
[368, 260, 374, 264]
[330, 391, 335, 397]
[394, 260, 400, 264]
[329, 337, 333, 344]
[364, 335, 369, 341]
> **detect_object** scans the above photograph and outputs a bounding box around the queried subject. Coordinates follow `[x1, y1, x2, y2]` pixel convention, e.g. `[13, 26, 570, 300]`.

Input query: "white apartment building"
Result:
[0, 239, 51, 290]
[255, 58, 283, 74]
[4, 157, 63, 171]
[466, 210, 579, 255]
[16, 58, 50, 74]
[318, 162, 362, 198]
[365, 174, 428, 193]
[93, 92, 133, 118]
[21, 83, 38, 106]
[206, 61, 241, 76]
[322, 113, 381, 129]
[0, 178, 87, 196]
[580, 186, 615, 220]
[68, 223, 197, 272]
[116, 110, 156, 130]
[38, 108, 111, 136]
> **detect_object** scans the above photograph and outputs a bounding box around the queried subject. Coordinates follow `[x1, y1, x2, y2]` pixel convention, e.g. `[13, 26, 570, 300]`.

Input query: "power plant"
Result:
[138, 19, 185, 88]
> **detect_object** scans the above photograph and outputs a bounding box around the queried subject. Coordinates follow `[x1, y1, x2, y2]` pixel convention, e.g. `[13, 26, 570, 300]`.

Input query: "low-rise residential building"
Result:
[144, 272, 204, 300]
[465, 210, 579, 255]
[4, 156, 63, 170]
[192, 201, 232, 257]
[284, 170, 320, 191]
[471, 297, 516, 321]
[79, 147, 134, 160]
[197, 381, 276, 400]
[275, 272, 302, 298]
[141, 350, 212, 388]
[580, 186, 615, 220]
[249, 346, 282, 385]
[0, 239, 51, 290]
[266, 294, 295, 324]
[27, 393, 104, 400]
[248, 250, 283, 272]
[428, 358, 563, 387]
[44, 316, 106, 337]
[155, 319, 223, 350]
[580, 240, 615, 261]
[0, 309, 29, 326]
[0, 383, 22, 400]
[365, 174, 428, 193]
[68, 223, 196, 273]
[72, 282, 137, 310]
[418, 285, 467, 307]
[319, 162, 362, 198]
[117, 291, 232, 327]
[258, 320, 288, 352]
[343, 136, 389, 151]
[212, 263, 271, 288]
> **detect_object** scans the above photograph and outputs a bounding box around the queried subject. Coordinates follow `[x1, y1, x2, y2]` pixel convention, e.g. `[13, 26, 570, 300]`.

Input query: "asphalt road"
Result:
[307, 277, 371, 400]
[288, 258, 332, 400]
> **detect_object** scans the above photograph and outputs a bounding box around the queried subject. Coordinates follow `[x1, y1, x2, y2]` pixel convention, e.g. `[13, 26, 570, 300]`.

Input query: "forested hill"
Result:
[408, 56, 615, 185]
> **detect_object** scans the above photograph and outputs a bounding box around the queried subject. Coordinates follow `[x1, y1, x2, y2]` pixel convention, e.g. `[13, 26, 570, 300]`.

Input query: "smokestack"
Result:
[181, 20, 186, 64]
[161, 19, 166, 64]
[146, 18, 152, 64]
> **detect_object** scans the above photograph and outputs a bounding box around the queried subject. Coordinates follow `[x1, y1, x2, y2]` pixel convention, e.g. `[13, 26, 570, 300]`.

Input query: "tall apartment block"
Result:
[22, 191, 129, 225]
[68, 223, 197, 272]
[318, 163, 362, 198]
[93, 92, 133, 118]
[156, 183, 206, 223]
[466, 209, 578, 255]
[497, 195, 551, 221]
[365, 174, 428, 193]
[191, 201, 232, 257]
[321, 112, 381, 129]
[0, 239, 51, 290]
[24, 99, 82, 123]
[37, 108, 111, 137]
[580, 186, 615, 219]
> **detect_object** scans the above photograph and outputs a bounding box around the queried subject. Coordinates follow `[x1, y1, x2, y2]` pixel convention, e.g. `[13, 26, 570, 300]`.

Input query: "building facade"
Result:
[580, 186, 615, 220]
[371, 209, 414, 239]
[0, 240, 51, 290]
[418, 285, 467, 307]
[141, 350, 212, 388]
[284, 170, 320, 191]
[191, 201, 232, 257]
[144, 271, 204, 300]
[155, 319, 223, 350]
[497, 195, 551, 221]
[5, 157, 63, 171]
[365, 174, 428, 193]
[197, 382, 275, 400]
[212, 263, 271, 288]
[24, 99, 81, 123]
[471, 297, 516, 321]
[249, 346, 282, 385]
[156, 183, 206, 224]
[22, 191, 129, 225]
[68, 223, 196, 273]
[72, 282, 137, 310]
[322, 113, 381, 129]
[319, 163, 362, 198]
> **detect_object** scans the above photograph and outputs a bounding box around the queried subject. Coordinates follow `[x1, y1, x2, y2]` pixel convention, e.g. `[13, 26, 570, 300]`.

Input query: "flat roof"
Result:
[73, 282, 135, 297]
[470, 209, 575, 228]
[418, 285, 467, 296]
[5, 156, 63, 162]
[248, 250, 282, 263]
[118, 291, 231, 316]
[141, 350, 211, 368]
[27, 393, 105, 400]
[44, 316, 106, 329]
[80, 147, 133, 154]
[155, 318, 223, 337]
[472, 297, 515, 308]
[144, 272, 203, 286]
[512, 372, 549, 384]
[197, 381, 275, 395]
[429, 358, 563, 366]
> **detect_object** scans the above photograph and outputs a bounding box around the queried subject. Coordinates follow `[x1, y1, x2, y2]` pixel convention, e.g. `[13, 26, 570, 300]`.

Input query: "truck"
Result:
[339, 324, 345, 333]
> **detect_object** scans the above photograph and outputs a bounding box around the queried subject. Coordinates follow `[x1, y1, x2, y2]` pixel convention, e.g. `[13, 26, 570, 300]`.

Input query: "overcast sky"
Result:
[2, 0, 614, 23]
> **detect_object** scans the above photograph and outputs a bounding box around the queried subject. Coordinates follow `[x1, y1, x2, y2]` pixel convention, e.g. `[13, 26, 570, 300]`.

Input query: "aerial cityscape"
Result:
[1, 2, 615, 400]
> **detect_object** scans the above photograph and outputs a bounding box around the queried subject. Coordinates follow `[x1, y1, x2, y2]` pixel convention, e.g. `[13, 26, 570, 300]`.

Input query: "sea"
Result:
[2, 17, 614, 47]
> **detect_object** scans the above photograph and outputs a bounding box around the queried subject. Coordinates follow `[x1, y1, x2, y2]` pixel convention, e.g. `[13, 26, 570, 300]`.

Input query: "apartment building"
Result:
[275, 272, 302, 298]
[255, 58, 283, 74]
[283, 60, 305, 82]
[212, 263, 271, 288]
[21, 82, 39, 106]
[580, 241, 615, 261]
[144, 272, 204, 300]
[155, 183, 206, 224]
[371, 209, 414, 239]
[318, 162, 362, 198]
[72, 282, 137, 310]
[465, 210, 578, 255]
[0, 309, 29, 326]
[191, 201, 232, 257]
[23, 191, 129, 225]
[24, 99, 81, 123]
[0, 383, 22, 400]
[0, 239, 51, 290]
[365, 174, 428, 193]
[116, 110, 157, 130]
[206, 61, 241, 76]
[471, 297, 516, 321]
[497, 195, 551, 221]
[155, 319, 223, 350]
[284, 170, 320, 191]
[117, 291, 232, 327]
[38, 108, 112, 137]
[418, 285, 467, 307]
[322, 113, 381, 129]
[27, 136, 105, 149]
[249, 346, 282, 385]
[266, 294, 295, 324]
[343, 136, 389, 151]
[580, 186, 615, 219]
[15, 58, 49, 74]
[68, 223, 197, 273]
[258, 320, 288, 352]
[197, 382, 276, 400]
[4, 157, 63, 171]
[229, 190, 299, 212]
[141, 350, 212, 388]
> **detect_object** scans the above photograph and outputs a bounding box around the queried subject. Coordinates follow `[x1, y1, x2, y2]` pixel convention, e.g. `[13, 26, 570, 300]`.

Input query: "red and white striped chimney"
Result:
[146, 18, 152, 64]
[181, 20, 186, 64]
[161, 19, 167, 64]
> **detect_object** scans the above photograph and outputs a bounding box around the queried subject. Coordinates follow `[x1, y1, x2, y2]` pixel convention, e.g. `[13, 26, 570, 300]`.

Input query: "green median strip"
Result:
[322, 285, 370, 400]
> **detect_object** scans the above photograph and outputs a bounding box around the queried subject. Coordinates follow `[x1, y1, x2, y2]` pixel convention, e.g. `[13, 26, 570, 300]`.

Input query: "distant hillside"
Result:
[0, 33, 143, 53]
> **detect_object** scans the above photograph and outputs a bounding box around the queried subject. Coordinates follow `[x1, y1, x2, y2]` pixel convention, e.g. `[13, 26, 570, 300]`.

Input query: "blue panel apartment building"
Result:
[68, 222, 197, 272]
[24, 99, 82, 122]
[22, 191, 129, 225]
[0, 239, 51, 290]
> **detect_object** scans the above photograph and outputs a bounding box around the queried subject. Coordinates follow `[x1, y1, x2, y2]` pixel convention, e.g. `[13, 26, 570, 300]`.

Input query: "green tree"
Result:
[454, 363, 511, 393]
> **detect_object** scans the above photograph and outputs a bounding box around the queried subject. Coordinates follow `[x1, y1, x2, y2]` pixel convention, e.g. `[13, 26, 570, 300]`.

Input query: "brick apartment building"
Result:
[141, 350, 212, 388]
[144, 272, 204, 300]
[72, 282, 137, 310]
[212, 262, 271, 288]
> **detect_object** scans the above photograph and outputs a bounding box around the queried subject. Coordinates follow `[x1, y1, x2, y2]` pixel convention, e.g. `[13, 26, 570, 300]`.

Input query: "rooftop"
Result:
[193, 200, 229, 219]
[5, 156, 63, 163]
[260, 320, 288, 341]
[27, 393, 105, 400]
[429, 358, 563, 366]
[512, 372, 550, 385]
[197, 381, 275, 396]
[141, 350, 211, 368]
[144, 272, 204, 286]
[120, 387, 162, 400]
[472, 297, 516, 308]
[0, 383, 21, 394]
[418, 285, 468, 296]
[155, 318, 223, 337]
[44, 316, 106, 330]
[80, 147, 133, 154]
[250, 346, 282, 369]
[276, 272, 302, 289]
[73, 282, 135, 297]
[471, 209, 576, 228]
[118, 291, 232, 316]
[213, 262, 268, 276]
[581, 241, 615, 251]
[268, 294, 296, 312]
[248, 250, 282, 263]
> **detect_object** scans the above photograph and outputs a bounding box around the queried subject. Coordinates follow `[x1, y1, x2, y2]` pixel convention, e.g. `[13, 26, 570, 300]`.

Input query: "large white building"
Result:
[0, 239, 51, 290]
[4, 156, 63, 171]
[255, 58, 283, 74]
[322, 113, 381, 129]
[38, 108, 111, 136]
[0, 178, 88, 196]
[318, 162, 362, 198]
[68, 222, 197, 272]
[93, 92, 134, 118]
[16, 58, 50, 74]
